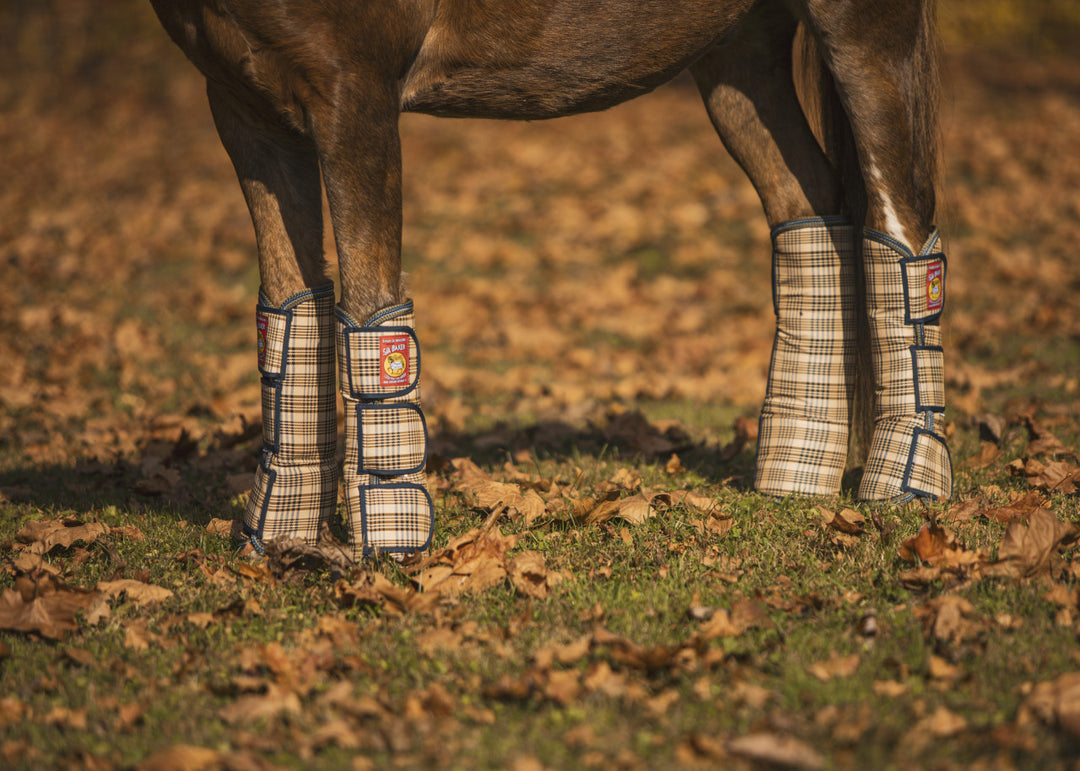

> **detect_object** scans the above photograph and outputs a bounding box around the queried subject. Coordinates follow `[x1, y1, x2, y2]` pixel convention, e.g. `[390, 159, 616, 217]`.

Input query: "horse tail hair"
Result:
[910, 0, 943, 230]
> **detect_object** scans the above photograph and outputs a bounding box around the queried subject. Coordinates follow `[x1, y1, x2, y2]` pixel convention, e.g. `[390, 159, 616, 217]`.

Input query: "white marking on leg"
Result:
[867, 159, 910, 249]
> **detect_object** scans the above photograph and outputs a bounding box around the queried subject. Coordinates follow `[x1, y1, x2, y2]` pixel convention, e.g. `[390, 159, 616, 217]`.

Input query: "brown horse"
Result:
[149, 0, 950, 558]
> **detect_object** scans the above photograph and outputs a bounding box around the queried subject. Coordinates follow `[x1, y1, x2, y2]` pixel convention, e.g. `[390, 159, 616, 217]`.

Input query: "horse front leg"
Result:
[806, 0, 952, 502]
[207, 82, 338, 551]
[691, 5, 857, 497]
[309, 79, 434, 560]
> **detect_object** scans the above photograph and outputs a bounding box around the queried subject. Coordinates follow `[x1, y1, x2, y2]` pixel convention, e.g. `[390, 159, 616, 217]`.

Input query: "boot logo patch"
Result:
[256, 312, 269, 367]
[380, 334, 410, 387]
[926, 261, 944, 311]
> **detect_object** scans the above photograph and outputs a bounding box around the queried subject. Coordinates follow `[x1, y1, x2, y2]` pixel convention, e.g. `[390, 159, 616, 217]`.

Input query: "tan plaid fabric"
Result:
[859, 229, 952, 501]
[244, 285, 338, 549]
[338, 300, 434, 559]
[755, 218, 856, 496]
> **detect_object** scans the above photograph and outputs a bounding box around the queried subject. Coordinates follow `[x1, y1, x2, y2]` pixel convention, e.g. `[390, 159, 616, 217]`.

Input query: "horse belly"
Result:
[400, 0, 752, 119]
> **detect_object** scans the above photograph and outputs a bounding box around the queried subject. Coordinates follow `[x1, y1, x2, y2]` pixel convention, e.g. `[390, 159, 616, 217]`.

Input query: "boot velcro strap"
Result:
[900, 253, 946, 325]
[340, 326, 421, 400]
[911, 345, 945, 413]
[358, 482, 435, 555]
[355, 402, 428, 476]
[903, 427, 953, 500]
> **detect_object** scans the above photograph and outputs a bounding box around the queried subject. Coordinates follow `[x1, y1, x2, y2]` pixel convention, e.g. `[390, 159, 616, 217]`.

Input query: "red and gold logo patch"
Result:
[926, 261, 944, 312]
[256, 312, 269, 367]
[380, 334, 410, 388]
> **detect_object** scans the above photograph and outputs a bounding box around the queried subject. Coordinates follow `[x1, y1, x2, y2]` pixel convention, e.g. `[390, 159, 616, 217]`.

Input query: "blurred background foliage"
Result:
[1, 0, 1078, 104]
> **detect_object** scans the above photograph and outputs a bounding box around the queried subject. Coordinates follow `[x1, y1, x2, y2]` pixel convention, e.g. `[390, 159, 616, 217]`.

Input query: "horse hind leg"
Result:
[804, 0, 952, 501]
[305, 74, 434, 560]
[691, 4, 857, 496]
[207, 83, 338, 551]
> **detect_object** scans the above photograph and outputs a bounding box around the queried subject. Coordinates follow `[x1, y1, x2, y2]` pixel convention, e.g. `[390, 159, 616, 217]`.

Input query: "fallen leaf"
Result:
[1022, 671, 1080, 738]
[219, 685, 302, 725]
[820, 507, 866, 535]
[899, 523, 983, 569]
[992, 508, 1079, 579]
[727, 733, 825, 770]
[15, 518, 106, 555]
[0, 573, 101, 640]
[977, 413, 1008, 445]
[97, 579, 174, 606]
[1025, 415, 1070, 456]
[916, 595, 982, 645]
[509, 551, 561, 599]
[1011, 457, 1080, 494]
[206, 518, 242, 539]
[665, 454, 686, 474]
[808, 653, 860, 681]
[980, 491, 1047, 524]
[135, 745, 222, 771]
[719, 416, 757, 461]
[414, 524, 519, 595]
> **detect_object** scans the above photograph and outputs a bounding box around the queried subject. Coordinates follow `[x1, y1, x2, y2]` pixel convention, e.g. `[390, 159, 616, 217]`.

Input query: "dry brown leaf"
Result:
[1025, 415, 1070, 457]
[820, 507, 866, 535]
[15, 518, 106, 555]
[1022, 671, 1080, 738]
[916, 595, 982, 645]
[43, 706, 88, 730]
[1010, 457, 1080, 494]
[695, 608, 742, 641]
[719, 415, 758, 461]
[335, 571, 440, 615]
[136, 742, 226, 764]
[657, 489, 722, 516]
[205, 518, 243, 539]
[449, 457, 547, 525]
[219, 685, 302, 726]
[727, 733, 825, 770]
[414, 525, 519, 596]
[980, 491, 1047, 524]
[808, 653, 860, 681]
[963, 440, 1000, 470]
[992, 508, 1079, 579]
[873, 680, 909, 697]
[97, 579, 175, 606]
[665, 453, 686, 474]
[899, 523, 983, 569]
[943, 499, 982, 523]
[124, 620, 151, 652]
[544, 669, 582, 705]
[509, 550, 561, 599]
[0, 574, 101, 640]
[929, 654, 961, 681]
[110, 525, 146, 542]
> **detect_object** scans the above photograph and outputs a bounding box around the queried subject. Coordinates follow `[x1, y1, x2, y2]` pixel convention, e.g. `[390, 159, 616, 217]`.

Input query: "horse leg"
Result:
[307, 79, 433, 559]
[206, 82, 339, 551]
[805, 0, 952, 501]
[691, 5, 857, 496]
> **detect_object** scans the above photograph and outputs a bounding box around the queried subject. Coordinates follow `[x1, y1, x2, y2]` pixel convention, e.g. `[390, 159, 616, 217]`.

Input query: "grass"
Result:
[4, 417, 1080, 768]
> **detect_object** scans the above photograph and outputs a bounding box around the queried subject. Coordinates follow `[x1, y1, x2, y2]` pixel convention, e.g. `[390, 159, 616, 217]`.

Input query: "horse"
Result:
[148, 0, 952, 559]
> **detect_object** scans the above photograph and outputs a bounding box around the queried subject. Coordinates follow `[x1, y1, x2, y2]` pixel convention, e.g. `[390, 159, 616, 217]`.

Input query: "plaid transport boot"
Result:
[243, 285, 338, 552]
[755, 217, 857, 496]
[858, 228, 952, 502]
[337, 300, 434, 560]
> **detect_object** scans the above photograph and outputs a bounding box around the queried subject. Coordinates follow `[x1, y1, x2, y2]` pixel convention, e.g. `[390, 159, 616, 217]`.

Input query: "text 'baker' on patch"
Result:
[256, 312, 269, 367]
[379, 333, 410, 388]
[926, 260, 944, 312]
